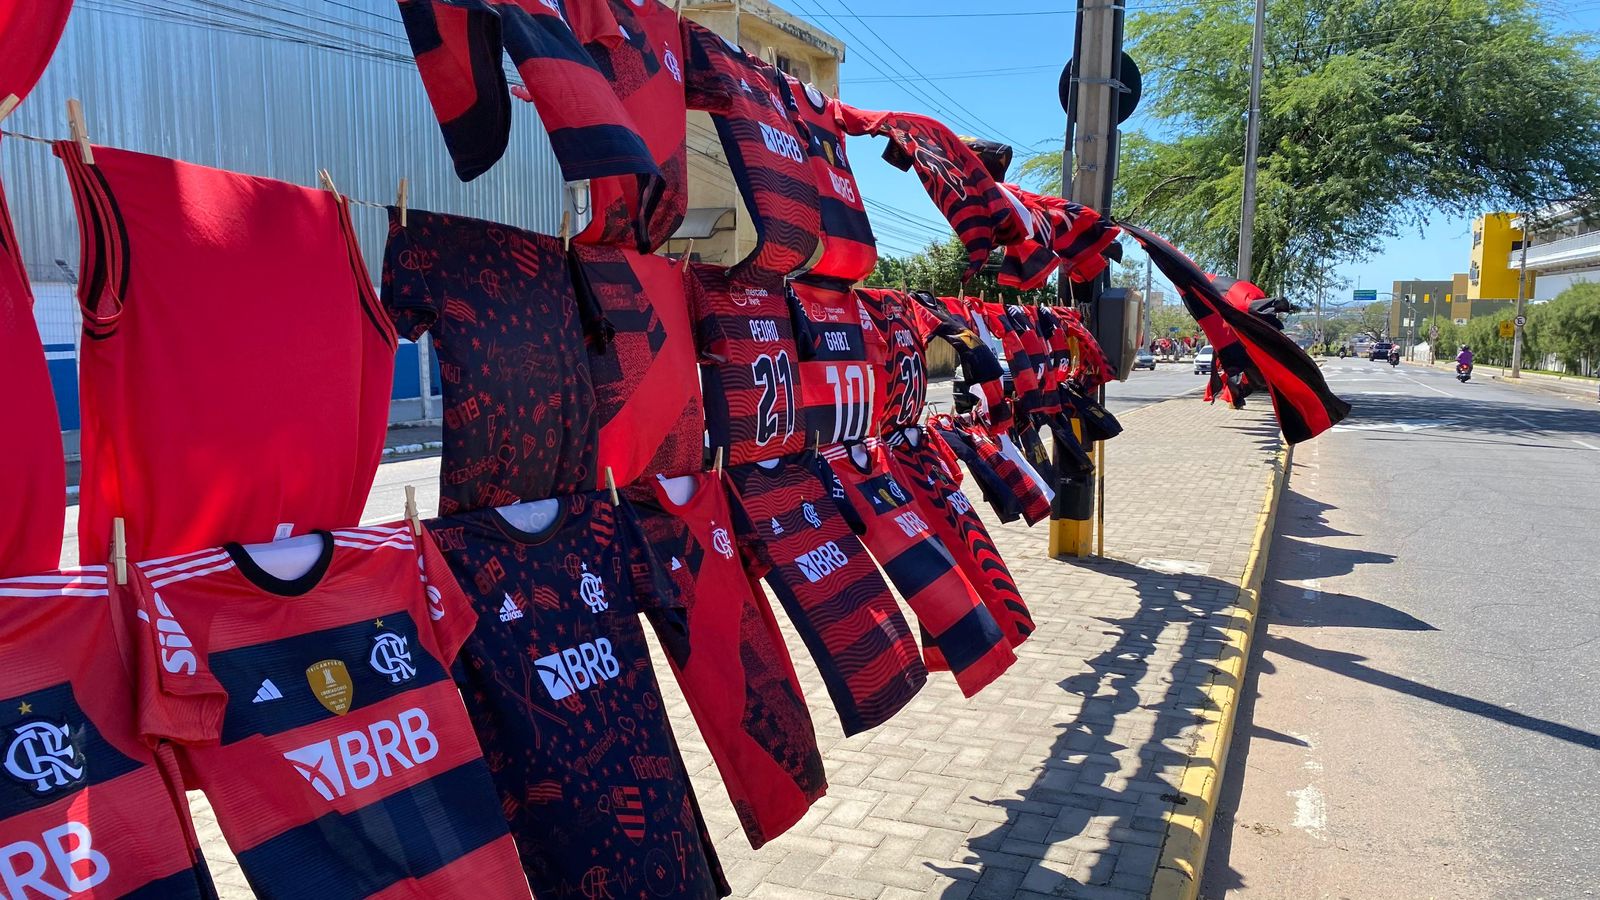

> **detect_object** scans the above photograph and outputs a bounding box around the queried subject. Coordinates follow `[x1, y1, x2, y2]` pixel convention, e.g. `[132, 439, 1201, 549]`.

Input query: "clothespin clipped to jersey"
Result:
[111, 518, 128, 585]
[318, 168, 340, 199]
[559, 211, 572, 252]
[679, 239, 695, 269]
[397, 177, 409, 227]
[66, 98, 93, 164]
[712, 447, 723, 476]
[404, 485, 421, 536]
[0, 95, 20, 124]
[605, 467, 620, 505]
[811, 431, 822, 454]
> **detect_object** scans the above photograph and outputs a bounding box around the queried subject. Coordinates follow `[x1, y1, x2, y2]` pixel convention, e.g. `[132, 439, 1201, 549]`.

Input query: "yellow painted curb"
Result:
[1150, 436, 1294, 900]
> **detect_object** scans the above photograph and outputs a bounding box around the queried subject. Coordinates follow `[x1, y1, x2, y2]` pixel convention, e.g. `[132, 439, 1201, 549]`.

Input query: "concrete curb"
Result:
[1150, 435, 1294, 900]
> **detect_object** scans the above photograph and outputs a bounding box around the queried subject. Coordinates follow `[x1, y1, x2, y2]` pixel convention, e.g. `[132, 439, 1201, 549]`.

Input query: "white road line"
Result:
[1508, 415, 1541, 431]
[1400, 373, 1454, 398]
[1573, 439, 1600, 451]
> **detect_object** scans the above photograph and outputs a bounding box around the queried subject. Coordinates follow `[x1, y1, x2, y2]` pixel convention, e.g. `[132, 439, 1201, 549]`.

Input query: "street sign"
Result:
[1060, 52, 1143, 124]
[1353, 289, 1377, 303]
[1429, 325, 1440, 341]
[1499, 320, 1515, 339]
[1515, 315, 1527, 327]
[1169, 326, 1179, 334]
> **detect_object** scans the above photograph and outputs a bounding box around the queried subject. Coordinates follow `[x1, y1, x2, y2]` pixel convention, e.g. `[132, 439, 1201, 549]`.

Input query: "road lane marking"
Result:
[1508, 414, 1541, 431]
[1573, 439, 1599, 451]
[1288, 785, 1329, 840]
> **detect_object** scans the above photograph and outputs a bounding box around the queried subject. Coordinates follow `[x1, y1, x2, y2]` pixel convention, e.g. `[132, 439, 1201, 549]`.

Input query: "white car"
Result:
[1194, 346, 1215, 375]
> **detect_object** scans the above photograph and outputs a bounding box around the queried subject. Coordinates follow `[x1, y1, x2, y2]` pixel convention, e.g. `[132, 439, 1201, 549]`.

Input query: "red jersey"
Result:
[131, 524, 531, 900]
[577, 246, 704, 485]
[575, 0, 687, 252]
[785, 78, 875, 283]
[976, 301, 1044, 415]
[632, 473, 826, 848]
[723, 453, 925, 736]
[682, 20, 820, 283]
[944, 417, 1050, 526]
[689, 262, 805, 465]
[0, 0, 70, 108]
[819, 444, 1014, 697]
[0, 143, 65, 578]
[789, 281, 881, 446]
[855, 289, 937, 436]
[397, 0, 664, 207]
[926, 418, 1025, 526]
[59, 145, 396, 565]
[0, 569, 217, 900]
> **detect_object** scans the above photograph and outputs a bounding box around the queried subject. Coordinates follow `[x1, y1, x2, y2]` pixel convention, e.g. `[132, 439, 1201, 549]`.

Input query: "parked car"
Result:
[1194, 346, 1215, 375]
[1133, 349, 1156, 370]
[1370, 341, 1393, 361]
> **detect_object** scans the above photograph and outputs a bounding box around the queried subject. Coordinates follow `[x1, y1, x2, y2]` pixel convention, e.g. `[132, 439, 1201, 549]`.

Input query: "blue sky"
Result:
[792, 0, 1600, 300]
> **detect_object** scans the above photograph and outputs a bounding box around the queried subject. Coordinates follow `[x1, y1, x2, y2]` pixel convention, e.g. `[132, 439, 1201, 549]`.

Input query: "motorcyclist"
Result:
[1457, 344, 1474, 374]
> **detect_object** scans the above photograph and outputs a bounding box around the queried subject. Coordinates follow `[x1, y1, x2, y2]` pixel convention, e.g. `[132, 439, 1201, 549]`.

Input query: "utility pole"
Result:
[1143, 254, 1154, 348]
[1236, 0, 1266, 279]
[1512, 212, 1531, 377]
[1052, 0, 1123, 559]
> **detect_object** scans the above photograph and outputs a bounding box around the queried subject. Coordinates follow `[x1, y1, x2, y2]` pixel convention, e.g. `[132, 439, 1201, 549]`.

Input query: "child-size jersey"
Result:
[818, 444, 1014, 698]
[0, 568, 217, 900]
[0, 0, 72, 108]
[397, 0, 664, 206]
[855, 289, 939, 436]
[917, 294, 1010, 430]
[976, 301, 1044, 415]
[925, 420, 1024, 526]
[0, 141, 65, 578]
[785, 78, 876, 283]
[723, 453, 925, 736]
[577, 245, 705, 485]
[689, 263, 806, 465]
[426, 495, 728, 900]
[886, 429, 1033, 651]
[382, 207, 599, 514]
[575, 0, 687, 251]
[631, 473, 826, 848]
[60, 144, 396, 565]
[943, 418, 1051, 526]
[789, 281, 881, 446]
[129, 524, 529, 900]
[681, 19, 821, 283]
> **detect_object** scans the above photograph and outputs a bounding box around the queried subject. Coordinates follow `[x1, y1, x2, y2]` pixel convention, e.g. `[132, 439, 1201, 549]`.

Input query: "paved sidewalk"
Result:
[188, 395, 1285, 899]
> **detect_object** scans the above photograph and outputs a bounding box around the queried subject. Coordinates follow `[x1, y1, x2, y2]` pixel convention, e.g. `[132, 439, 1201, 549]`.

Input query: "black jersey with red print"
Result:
[574, 0, 687, 252]
[427, 494, 728, 900]
[785, 78, 876, 283]
[834, 104, 1025, 281]
[886, 429, 1033, 651]
[576, 246, 704, 486]
[382, 208, 598, 514]
[630, 473, 826, 848]
[397, 0, 663, 202]
[682, 20, 820, 283]
[689, 262, 806, 466]
[818, 444, 1014, 697]
[855, 289, 931, 436]
[724, 453, 925, 736]
[789, 281, 881, 446]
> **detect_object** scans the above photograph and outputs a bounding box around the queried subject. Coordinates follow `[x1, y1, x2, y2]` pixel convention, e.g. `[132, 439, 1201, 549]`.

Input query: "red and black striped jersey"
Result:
[631, 473, 826, 848]
[0, 569, 217, 900]
[1013, 189, 1120, 285]
[682, 20, 821, 283]
[785, 77, 876, 283]
[1051, 305, 1114, 392]
[834, 104, 1026, 281]
[574, 0, 687, 252]
[940, 417, 1051, 526]
[926, 419, 1025, 526]
[976, 301, 1045, 415]
[886, 430, 1033, 651]
[855, 289, 933, 436]
[577, 245, 705, 485]
[819, 444, 1015, 698]
[398, 0, 664, 205]
[723, 453, 925, 736]
[130, 525, 531, 899]
[689, 262, 806, 465]
[918, 294, 1012, 432]
[789, 281, 881, 446]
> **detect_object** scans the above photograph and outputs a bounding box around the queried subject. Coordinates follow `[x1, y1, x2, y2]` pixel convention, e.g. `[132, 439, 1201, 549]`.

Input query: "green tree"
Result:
[865, 235, 1057, 304]
[1147, 304, 1199, 341]
[1356, 300, 1391, 339]
[1019, 0, 1600, 298]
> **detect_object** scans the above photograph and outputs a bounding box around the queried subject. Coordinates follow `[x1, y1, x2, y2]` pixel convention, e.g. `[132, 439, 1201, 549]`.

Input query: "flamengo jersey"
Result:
[383, 207, 599, 514]
[785, 77, 876, 283]
[577, 245, 705, 486]
[819, 444, 1014, 698]
[130, 525, 530, 900]
[790, 281, 880, 446]
[0, 569, 216, 900]
[724, 453, 925, 736]
[575, 0, 687, 252]
[0, 0, 72, 107]
[690, 263, 806, 465]
[682, 19, 821, 282]
[60, 144, 396, 565]
[855, 289, 933, 436]
[632, 473, 826, 848]
[0, 139, 65, 578]
[398, 0, 664, 206]
[428, 495, 728, 900]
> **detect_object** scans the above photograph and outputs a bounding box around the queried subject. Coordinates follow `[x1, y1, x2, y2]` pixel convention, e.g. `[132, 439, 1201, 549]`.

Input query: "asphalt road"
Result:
[1204, 359, 1600, 899]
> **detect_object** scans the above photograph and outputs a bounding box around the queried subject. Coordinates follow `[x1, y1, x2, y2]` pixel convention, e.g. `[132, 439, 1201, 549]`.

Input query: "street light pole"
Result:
[1512, 213, 1531, 378]
[1236, 0, 1267, 279]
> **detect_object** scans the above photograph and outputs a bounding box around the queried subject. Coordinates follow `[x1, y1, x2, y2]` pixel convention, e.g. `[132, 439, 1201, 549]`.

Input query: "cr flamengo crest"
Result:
[579, 563, 608, 613]
[5, 719, 84, 793]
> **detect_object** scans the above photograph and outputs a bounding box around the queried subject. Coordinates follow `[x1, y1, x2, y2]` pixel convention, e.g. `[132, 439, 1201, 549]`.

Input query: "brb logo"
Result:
[283, 709, 438, 801]
[4, 721, 84, 794]
[368, 633, 416, 684]
[758, 122, 806, 164]
[535, 639, 621, 701]
[795, 542, 849, 584]
[0, 822, 110, 896]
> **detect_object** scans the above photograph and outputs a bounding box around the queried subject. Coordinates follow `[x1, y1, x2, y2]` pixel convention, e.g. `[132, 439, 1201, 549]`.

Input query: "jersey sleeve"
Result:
[563, 0, 624, 47]
[396, 0, 513, 182]
[618, 501, 686, 618]
[380, 209, 445, 340]
[417, 527, 480, 661]
[724, 477, 774, 579]
[123, 569, 227, 746]
[680, 19, 733, 116]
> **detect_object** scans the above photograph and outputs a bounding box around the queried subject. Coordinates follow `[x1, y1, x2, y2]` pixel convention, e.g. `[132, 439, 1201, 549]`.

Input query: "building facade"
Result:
[1388, 279, 1454, 342]
[1469, 212, 1532, 301]
[1506, 204, 1600, 302]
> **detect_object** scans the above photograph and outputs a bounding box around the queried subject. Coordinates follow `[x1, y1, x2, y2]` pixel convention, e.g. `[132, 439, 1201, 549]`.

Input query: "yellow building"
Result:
[668, 0, 845, 268]
[1469, 213, 1533, 301]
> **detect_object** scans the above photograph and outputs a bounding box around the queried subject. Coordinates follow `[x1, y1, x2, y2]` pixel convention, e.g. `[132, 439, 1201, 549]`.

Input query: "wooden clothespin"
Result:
[318, 168, 340, 198]
[559, 211, 572, 252]
[679, 239, 695, 268]
[111, 518, 128, 585]
[397, 178, 409, 227]
[404, 485, 421, 536]
[0, 95, 19, 124]
[811, 431, 822, 453]
[605, 467, 620, 505]
[712, 447, 723, 476]
[66, 98, 93, 164]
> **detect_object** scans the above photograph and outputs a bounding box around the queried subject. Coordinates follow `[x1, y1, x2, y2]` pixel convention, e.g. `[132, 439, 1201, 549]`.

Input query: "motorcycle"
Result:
[1389, 352, 1400, 368]
[1456, 363, 1472, 383]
